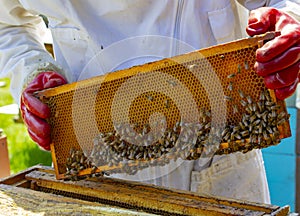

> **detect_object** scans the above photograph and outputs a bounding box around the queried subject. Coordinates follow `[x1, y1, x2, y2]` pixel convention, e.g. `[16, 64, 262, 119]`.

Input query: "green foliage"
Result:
[0, 78, 13, 106]
[0, 78, 52, 174]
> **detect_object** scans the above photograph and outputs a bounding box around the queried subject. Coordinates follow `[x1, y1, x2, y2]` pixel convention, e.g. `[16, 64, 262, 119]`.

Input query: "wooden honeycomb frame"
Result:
[37, 32, 291, 179]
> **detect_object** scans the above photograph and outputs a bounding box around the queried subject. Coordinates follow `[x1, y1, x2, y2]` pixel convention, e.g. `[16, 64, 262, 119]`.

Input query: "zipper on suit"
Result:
[173, 0, 184, 56]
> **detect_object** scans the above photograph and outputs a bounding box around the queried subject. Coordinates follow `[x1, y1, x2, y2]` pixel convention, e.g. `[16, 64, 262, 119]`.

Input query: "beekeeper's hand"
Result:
[20, 71, 67, 150]
[246, 7, 300, 100]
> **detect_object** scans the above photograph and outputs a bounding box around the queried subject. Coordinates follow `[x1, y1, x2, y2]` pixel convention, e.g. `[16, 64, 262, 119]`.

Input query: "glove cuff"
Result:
[23, 62, 68, 90]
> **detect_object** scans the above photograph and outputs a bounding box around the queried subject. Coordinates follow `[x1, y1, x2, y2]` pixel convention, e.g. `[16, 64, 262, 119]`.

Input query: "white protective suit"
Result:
[0, 0, 299, 204]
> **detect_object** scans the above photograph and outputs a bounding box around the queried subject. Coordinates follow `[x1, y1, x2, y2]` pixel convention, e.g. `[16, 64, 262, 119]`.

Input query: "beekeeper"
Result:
[0, 0, 299, 204]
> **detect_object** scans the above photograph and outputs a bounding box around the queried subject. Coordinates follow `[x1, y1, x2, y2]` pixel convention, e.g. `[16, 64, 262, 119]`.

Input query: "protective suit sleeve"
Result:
[267, 0, 300, 21]
[0, 0, 68, 104]
[236, 0, 300, 21]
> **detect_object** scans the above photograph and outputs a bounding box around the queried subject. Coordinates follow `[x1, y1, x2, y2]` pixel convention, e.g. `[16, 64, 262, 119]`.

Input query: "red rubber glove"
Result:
[20, 72, 67, 150]
[246, 7, 300, 100]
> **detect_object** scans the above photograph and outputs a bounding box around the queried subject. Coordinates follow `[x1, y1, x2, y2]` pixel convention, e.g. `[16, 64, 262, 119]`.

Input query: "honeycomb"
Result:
[37, 32, 291, 179]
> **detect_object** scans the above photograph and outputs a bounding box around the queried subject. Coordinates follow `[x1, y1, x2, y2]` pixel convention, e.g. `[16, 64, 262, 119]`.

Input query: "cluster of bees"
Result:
[65, 89, 289, 179]
[217, 89, 288, 154]
[89, 120, 205, 175]
[65, 148, 109, 181]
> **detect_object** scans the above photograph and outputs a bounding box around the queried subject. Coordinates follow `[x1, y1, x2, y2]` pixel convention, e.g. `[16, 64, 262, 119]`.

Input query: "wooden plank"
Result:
[295, 109, 300, 213]
[0, 184, 154, 215]
[25, 170, 285, 216]
[296, 108, 300, 155]
[0, 135, 10, 178]
[269, 205, 290, 216]
[0, 165, 53, 186]
[296, 156, 300, 213]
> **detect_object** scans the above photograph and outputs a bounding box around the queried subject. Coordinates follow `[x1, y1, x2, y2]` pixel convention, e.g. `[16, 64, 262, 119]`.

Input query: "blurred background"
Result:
[0, 77, 52, 174]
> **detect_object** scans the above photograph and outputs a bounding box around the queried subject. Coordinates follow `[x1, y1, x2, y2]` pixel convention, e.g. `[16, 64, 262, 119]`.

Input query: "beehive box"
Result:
[0, 165, 291, 215]
[36, 32, 291, 180]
